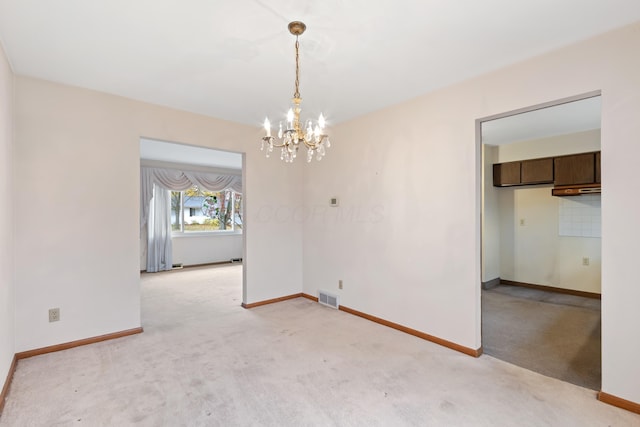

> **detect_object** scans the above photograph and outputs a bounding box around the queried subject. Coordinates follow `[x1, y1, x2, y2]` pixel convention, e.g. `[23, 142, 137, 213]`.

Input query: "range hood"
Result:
[552, 184, 601, 197]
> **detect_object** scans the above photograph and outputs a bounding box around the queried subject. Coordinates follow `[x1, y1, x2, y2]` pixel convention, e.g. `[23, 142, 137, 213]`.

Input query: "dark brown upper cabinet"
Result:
[493, 150, 600, 188]
[554, 153, 595, 186]
[521, 158, 554, 184]
[493, 161, 521, 186]
[493, 157, 553, 186]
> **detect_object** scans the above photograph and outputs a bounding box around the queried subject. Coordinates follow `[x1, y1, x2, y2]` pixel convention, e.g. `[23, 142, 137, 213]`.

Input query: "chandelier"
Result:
[261, 21, 330, 163]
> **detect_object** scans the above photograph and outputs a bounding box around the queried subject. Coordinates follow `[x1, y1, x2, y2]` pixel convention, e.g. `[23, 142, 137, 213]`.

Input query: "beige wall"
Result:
[140, 234, 243, 270]
[13, 76, 304, 352]
[0, 42, 15, 394]
[171, 234, 243, 267]
[499, 186, 601, 293]
[498, 129, 601, 162]
[303, 22, 640, 404]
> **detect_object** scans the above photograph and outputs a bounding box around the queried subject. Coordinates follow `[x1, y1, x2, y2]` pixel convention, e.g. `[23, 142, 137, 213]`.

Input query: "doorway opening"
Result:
[139, 138, 246, 303]
[478, 93, 602, 390]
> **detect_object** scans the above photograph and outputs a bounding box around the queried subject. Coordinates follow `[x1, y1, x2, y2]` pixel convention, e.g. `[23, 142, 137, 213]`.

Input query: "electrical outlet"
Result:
[49, 308, 60, 322]
[582, 257, 590, 266]
[338, 279, 343, 290]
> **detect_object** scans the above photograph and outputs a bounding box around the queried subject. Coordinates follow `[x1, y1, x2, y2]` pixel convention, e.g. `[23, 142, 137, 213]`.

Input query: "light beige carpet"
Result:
[1, 265, 638, 426]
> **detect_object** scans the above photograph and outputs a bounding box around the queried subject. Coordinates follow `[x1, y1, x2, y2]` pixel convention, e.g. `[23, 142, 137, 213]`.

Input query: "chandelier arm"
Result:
[301, 135, 328, 149]
[262, 136, 287, 148]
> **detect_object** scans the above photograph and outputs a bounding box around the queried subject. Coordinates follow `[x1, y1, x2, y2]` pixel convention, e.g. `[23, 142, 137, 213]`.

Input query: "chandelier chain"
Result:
[294, 36, 300, 99]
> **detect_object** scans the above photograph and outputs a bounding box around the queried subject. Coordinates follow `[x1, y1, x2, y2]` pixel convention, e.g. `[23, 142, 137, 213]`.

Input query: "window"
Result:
[171, 185, 242, 233]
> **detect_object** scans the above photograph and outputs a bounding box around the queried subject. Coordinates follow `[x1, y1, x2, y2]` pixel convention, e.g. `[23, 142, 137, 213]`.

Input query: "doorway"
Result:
[478, 93, 602, 390]
[139, 138, 246, 301]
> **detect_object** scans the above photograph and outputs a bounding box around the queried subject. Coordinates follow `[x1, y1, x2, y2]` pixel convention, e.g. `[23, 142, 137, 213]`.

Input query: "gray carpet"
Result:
[2, 265, 636, 426]
[482, 284, 601, 390]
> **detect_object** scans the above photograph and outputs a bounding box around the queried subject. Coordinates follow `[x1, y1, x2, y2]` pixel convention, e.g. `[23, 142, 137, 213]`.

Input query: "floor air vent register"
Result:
[318, 290, 339, 309]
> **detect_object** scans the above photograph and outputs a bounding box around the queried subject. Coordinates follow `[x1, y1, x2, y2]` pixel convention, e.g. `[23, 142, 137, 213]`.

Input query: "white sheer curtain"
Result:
[147, 185, 173, 272]
[140, 166, 243, 272]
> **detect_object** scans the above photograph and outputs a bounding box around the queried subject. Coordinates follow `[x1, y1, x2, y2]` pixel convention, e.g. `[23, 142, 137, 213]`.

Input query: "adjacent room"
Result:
[1, 1, 640, 424]
[139, 139, 244, 274]
[481, 96, 602, 391]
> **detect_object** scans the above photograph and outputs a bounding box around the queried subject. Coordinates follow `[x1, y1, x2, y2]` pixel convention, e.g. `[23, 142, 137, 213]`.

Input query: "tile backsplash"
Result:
[558, 194, 601, 238]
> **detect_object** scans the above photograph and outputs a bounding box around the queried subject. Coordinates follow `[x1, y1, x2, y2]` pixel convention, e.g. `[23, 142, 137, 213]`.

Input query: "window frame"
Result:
[171, 187, 243, 236]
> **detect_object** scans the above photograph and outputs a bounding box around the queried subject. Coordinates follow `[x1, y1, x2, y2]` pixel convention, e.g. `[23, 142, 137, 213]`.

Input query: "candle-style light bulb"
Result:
[318, 113, 326, 130]
[264, 118, 271, 137]
[287, 109, 294, 127]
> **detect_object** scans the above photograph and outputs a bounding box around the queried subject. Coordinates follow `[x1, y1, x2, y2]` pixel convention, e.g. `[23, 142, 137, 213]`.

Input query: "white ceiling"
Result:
[140, 138, 242, 169]
[1, 1, 639, 128]
[481, 96, 602, 145]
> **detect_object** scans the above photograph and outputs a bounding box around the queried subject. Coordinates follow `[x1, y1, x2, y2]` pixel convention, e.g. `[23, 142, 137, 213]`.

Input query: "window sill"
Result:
[171, 231, 243, 238]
